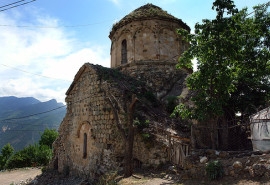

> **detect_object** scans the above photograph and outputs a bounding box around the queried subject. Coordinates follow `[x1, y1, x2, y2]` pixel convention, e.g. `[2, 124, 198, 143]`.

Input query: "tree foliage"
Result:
[1, 143, 14, 160]
[0, 143, 14, 170]
[5, 144, 52, 169]
[176, 0, 270, 121]
[0, 129, 57, 170]
[39, 128, 58, 149]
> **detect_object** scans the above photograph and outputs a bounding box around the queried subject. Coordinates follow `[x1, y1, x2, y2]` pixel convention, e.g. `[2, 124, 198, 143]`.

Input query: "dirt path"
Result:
[118, 174, 178, 185]
[119, 177, 172, 185]
[0, 168, 41, 185]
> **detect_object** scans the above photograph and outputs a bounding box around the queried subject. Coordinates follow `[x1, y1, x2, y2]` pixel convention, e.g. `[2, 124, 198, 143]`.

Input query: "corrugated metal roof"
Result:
[250, 106, 270, 120]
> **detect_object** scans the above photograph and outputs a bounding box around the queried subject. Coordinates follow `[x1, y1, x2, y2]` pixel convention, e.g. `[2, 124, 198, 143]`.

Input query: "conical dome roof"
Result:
[110, 3, 190, 37]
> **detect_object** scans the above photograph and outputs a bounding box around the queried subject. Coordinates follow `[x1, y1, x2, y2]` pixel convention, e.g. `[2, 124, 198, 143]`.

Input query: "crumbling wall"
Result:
[110, 19, 188, 68]
[118, 61, 189, 101]
[51, 64, 170, 179]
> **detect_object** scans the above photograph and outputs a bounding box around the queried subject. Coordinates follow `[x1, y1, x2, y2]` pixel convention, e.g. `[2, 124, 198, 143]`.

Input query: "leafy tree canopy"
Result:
[39, 128, 58, 149]
[176, 0, 270, 121]
[1, 143, 14, 160]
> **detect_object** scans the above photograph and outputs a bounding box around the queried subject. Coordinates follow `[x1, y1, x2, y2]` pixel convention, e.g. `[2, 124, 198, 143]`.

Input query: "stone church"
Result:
[51, 4, 191, 179]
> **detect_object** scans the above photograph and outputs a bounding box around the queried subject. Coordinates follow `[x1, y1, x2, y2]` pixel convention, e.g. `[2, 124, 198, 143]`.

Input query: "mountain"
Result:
[0, 96, 66, 151]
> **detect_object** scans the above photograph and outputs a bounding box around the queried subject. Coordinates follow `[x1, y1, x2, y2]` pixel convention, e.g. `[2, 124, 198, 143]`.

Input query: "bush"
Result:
[37, 145, 52, 165]
[2, 129, 55, 170]
[0, 155, 4, 170]
[205, 160, 224, 180]
[5, 152, 26, 169]
[5, 144, 52, 169]
[96, 171, 118, 185]
[0, 143, 14, 170]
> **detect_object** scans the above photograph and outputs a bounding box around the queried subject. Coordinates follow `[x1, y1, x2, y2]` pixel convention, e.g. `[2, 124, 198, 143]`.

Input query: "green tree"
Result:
[5, 144, 52, 169]
[0, 143, 14, 169]
[3, 129, 57, 169]
[1, 143, 14, 161]
[227, 3, 270, 115]
[39, 128, 58, 149]
[176, 0, 270, 149]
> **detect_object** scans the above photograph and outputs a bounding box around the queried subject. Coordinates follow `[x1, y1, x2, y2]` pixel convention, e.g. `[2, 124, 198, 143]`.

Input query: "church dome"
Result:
[109, 3, 190, 68]
[110, 3, 190, 37]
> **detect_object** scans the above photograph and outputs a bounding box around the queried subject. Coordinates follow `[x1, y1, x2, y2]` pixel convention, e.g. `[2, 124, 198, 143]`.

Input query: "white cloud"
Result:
[42, 47, 110, 81]
[0, 10, 110, 103]
[108, 0, 120, 5]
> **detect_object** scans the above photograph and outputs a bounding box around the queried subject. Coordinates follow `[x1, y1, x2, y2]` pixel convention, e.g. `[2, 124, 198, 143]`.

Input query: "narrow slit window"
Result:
[83, 133, 87, 158]
[121, 39, 127, 64]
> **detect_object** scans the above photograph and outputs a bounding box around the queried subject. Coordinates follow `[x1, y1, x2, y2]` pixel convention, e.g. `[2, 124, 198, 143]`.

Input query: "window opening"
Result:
[83, 133, 87, 158]
[121, 39, 127, 64]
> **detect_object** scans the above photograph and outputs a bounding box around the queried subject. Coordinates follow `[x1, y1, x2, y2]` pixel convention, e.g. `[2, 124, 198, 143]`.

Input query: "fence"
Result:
[152, 125, 190, 167]
[168, 134, 190, 167]
[191, 117, 252, 151]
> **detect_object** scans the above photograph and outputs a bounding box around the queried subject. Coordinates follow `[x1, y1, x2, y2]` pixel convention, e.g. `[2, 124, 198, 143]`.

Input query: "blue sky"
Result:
[0, 0, 267, 103]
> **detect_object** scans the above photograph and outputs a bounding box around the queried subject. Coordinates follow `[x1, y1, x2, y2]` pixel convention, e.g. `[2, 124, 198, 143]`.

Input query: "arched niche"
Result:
[121, 39, 127, 64]
[77, 121, 91, 138]
[111, 29, 133, 67]
[76, 121, 92, 159]
[134, 27, 158, 61]
[158, 28, 179, 60]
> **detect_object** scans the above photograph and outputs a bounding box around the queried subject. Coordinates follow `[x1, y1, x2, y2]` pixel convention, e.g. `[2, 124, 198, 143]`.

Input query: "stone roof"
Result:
[109, 3, 190, 37]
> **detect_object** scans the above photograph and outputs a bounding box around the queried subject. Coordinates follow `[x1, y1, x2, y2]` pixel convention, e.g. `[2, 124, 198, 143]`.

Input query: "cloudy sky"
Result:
[0, 0, 267, 103]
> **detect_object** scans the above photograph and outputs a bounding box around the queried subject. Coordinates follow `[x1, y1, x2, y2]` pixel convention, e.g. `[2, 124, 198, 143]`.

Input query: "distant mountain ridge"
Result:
[0, 96, 66, 151]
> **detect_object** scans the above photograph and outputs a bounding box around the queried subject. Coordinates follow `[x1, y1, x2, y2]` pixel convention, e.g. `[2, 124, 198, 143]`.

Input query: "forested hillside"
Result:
[0, 96, 66, 151]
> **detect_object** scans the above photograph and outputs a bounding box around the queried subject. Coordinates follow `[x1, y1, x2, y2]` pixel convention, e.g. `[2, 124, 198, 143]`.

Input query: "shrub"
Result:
[205, 160, 224, 180]
[96, 171, 118, 185]
[37, 145, 52, 165]
[2, 129, 55, 170]
[0, 143, 14, 170]
[5, 144, 52, 169]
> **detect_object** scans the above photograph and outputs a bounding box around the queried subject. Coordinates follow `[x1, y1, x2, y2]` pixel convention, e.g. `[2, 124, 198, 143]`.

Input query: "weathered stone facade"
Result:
[51, 4, 190, 180]
[52, 63, 188, 179]
[109, 3, 189, 68]
[117, 61, 189, 101]
[52, 64, 173, 178]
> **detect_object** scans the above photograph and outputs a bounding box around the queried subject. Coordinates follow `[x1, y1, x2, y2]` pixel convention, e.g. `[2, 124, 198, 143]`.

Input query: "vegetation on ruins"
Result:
[205, 160, 224, 180]
[110, 3, 190, 36]
[93, 64, 184, 177]
[176, 0, 270, 149]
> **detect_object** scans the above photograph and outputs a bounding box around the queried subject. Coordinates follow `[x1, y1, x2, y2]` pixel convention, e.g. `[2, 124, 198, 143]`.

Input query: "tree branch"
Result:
[105, 91, 127, 139]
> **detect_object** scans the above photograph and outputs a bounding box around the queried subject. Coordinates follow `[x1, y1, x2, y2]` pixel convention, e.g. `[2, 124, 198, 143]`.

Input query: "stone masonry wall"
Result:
[52, 64, 170, 179]
[182, 150, 270, 180]
[110, 19, 188, 68]
[118, 61, 189, 101]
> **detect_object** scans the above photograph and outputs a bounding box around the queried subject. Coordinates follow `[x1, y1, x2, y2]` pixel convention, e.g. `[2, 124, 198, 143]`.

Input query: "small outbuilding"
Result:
[250, 107, 270, 152]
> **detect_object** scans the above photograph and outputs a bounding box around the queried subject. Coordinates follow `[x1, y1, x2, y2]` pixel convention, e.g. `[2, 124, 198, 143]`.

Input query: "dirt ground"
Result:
[0, 167, 270, 185]
[0, 168, 41, 185]
[117, 172, 270, 185]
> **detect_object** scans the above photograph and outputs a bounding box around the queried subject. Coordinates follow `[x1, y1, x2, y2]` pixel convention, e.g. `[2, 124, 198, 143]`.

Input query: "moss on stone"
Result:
[110, 3, 190, 37]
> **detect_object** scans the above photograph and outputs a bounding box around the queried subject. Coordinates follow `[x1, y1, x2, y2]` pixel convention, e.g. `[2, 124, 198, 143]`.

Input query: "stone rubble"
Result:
[182, 149, 270, 180]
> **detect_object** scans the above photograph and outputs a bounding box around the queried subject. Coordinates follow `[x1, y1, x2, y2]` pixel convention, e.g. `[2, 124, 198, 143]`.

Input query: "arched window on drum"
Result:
[121, 39, 127, 64]
[83, 133, 87, 158]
